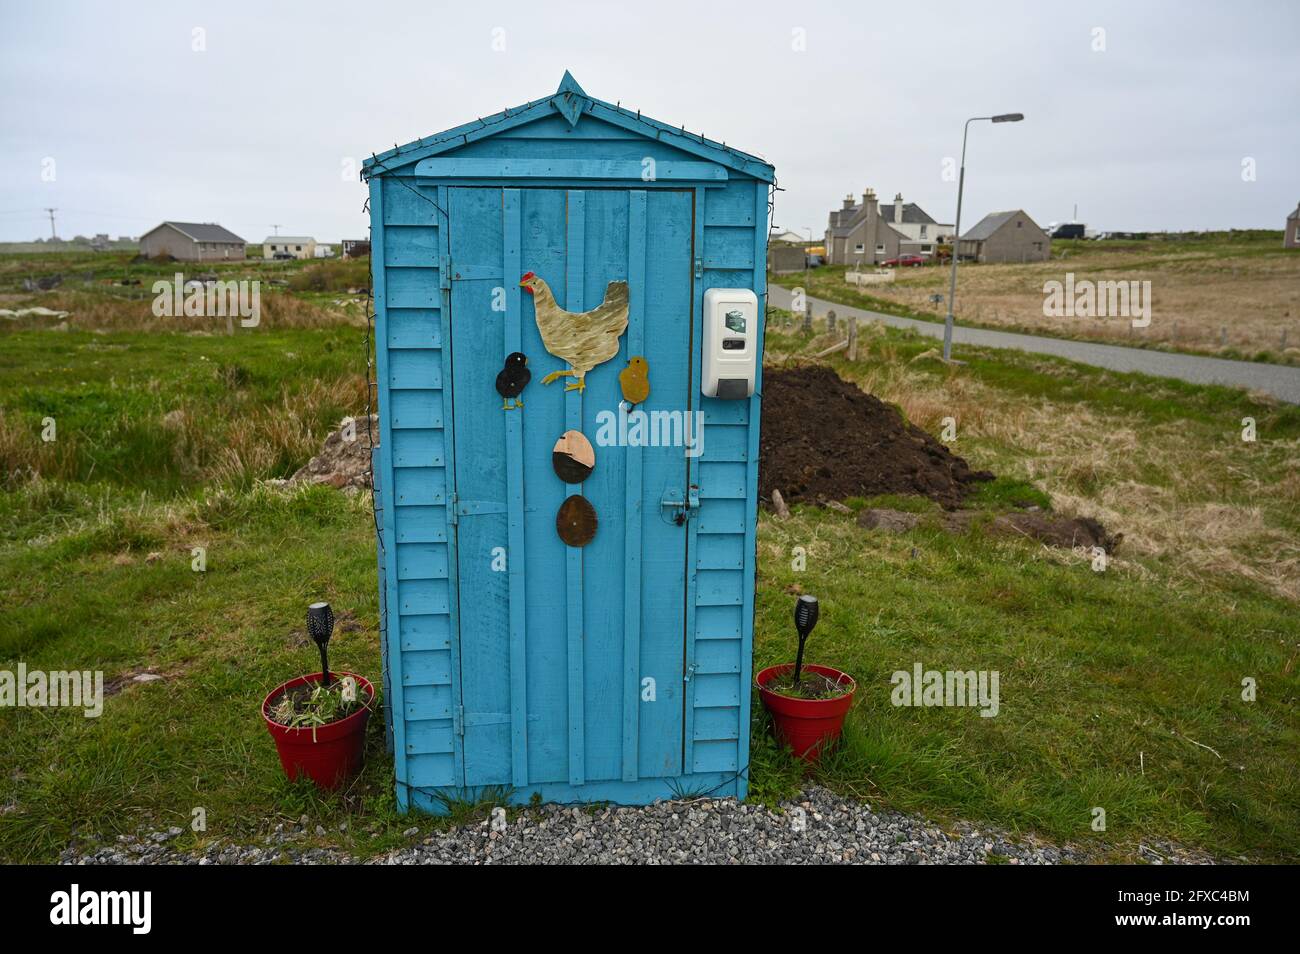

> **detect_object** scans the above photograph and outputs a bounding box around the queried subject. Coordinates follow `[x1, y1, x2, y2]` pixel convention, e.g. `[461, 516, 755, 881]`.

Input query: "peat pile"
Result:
[759, 365, 993, 510]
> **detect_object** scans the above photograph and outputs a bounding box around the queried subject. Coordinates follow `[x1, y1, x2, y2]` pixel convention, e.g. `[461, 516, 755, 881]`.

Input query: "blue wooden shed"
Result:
[363, 72, 774, 811]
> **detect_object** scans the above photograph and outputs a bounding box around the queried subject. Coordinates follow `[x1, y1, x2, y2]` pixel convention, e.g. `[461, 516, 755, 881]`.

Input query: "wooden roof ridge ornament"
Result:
[551, 70, 589, 128]
[552, 430, 595, 483]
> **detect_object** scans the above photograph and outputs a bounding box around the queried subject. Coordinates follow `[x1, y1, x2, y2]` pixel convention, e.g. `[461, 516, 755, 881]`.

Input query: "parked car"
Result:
[882, 254, 926, 267]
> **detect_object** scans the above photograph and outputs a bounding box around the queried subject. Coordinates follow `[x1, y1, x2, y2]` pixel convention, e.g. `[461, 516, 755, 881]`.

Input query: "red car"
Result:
[882, 254, 927, 267]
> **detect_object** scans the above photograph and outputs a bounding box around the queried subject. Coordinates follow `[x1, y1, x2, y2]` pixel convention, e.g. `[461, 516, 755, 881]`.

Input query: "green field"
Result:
[1, 257, 1297, 862]
[777, 232, 1300, 364]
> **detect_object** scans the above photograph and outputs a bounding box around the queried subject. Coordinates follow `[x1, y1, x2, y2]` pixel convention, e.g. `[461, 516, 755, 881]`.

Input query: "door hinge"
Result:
[440, 254, 451, 289]
[454, 704, 465, 736]
[694, 257, 703, 279]
[448, 491, 458, 525]
[683, 663, 698, 683]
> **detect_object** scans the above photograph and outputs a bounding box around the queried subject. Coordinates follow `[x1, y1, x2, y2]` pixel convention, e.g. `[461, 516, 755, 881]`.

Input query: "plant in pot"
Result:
[262, 602, 375, 791]
[756, 595, 856, 762]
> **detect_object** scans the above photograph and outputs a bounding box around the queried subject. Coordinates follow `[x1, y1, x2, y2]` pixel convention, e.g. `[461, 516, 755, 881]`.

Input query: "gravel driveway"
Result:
[57, 788, 1213, 865]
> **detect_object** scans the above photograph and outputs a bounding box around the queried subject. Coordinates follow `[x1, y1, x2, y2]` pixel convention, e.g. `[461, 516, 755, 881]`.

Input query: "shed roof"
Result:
[363, 71, 774, 184]
[147, 221, 246, 244]
[961, 210, 1023, 241]
[263, 236, 316, 244]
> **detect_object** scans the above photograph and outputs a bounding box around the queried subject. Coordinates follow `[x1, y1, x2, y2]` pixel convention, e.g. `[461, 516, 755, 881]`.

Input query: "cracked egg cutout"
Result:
[552, 429, 596, 484]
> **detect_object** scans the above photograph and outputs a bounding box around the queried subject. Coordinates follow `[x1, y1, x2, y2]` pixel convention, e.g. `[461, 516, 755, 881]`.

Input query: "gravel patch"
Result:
[58, 787, 1216, 865]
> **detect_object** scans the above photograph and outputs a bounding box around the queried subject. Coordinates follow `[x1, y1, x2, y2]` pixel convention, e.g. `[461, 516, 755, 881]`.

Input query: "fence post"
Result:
[802, 301, 813, 334]
[847, 316, 858, 361]
[827, 309, 837, 335]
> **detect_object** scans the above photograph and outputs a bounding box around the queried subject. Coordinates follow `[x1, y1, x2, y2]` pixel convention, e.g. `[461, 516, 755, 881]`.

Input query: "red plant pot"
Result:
[756, 664, 856, 762]
[262, 671, 374, 791]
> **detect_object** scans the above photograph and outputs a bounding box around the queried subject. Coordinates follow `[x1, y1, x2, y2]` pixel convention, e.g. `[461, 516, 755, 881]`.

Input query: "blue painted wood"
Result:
[502, 188, 529, 787]
[622, 190, 646, 783]
[736, 179, 771, 799]
[564, 190, 586, 787]
[416, 158, 727, 181]
[370, 178, 410, 807]
[682, 188, 706, 777]
[365, 74, 772, 812]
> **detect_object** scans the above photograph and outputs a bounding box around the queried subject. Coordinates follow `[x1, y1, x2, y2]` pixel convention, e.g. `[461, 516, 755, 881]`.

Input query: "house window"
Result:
[875, 244, 885, 254]
[295, 245, 302, 252]
[1017, 221, 1023, 228]
[920, 225, 928, 238]
[922, 245, 933, 253]
[854, 243, 865, 254]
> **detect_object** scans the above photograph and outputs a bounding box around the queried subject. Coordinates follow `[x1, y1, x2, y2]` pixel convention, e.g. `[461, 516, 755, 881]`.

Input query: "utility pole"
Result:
[44, 208, 58, 239]
[270, 224, 282, 236]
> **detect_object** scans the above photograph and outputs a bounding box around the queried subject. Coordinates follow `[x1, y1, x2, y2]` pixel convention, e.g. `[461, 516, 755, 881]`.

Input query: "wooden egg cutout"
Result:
[556, 495, 597, 548]
[552, 429, 596, 483]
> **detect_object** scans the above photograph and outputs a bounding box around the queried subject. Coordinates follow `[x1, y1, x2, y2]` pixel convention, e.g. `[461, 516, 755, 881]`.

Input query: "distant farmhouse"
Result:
[1286, 203, 1299, 249]
[341, 239, 370, 258]
[825, 189, 952, 265]
[957, 210, 1050, 263]
[139, 222, 246, 261]
[769, 229, 807, 244]
[263, 236, 317, 260]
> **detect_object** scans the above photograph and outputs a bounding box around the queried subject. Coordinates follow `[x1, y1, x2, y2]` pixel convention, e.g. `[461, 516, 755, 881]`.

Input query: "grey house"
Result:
[825, 189, 950, 265]
[1285, 203, 1300, 249]
[957, 210, 1050, 263]
[138, 222, 246, 261]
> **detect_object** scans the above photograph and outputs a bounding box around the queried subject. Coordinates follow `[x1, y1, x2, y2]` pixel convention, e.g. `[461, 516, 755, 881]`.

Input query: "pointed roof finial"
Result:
[552, 70, 589, 127]
[556, 70, 586, 98]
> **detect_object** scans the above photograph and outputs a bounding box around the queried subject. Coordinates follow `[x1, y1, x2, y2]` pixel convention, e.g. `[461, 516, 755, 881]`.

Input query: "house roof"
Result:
[879, 203, 937, 225]
[148, 221, 246, 244]
[828, 198, 943, 234]
[960, 210, 1040, 241]
[1289, 203, 1300, 221]
[362, 72, 773, 184]
[263, 236, 315, 244]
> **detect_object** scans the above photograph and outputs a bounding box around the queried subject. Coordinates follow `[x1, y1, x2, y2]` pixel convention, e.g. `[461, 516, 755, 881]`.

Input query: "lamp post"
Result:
[942, 112, 1024, 362]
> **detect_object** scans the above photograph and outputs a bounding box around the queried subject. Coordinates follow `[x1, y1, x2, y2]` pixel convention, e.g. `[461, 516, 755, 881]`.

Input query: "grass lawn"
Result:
[773, 232, 1300, 364]
[1, 292, 1297, 862]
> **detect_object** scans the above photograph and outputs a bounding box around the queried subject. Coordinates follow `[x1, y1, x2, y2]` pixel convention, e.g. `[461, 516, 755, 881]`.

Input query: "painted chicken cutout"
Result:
[520, 271, 629, 392]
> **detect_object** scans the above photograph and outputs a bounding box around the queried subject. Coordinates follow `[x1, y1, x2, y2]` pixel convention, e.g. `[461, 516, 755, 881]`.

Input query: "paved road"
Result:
[767, 286, 1300, 404]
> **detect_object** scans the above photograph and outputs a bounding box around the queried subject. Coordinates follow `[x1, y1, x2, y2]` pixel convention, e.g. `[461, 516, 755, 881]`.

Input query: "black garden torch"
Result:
[792, 594, 820, 686]
[307, 601, 335, 687]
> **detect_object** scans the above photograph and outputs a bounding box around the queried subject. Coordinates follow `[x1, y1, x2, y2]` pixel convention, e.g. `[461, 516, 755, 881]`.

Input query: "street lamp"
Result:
[942, 112, 1024, 361]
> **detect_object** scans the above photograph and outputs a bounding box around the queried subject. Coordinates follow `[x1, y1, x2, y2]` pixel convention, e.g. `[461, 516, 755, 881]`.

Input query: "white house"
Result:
[262, 236, 317, 260]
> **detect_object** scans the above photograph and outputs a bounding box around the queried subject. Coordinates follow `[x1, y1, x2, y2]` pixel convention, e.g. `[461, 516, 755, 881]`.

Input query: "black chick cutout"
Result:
[496, 352, 530, 410]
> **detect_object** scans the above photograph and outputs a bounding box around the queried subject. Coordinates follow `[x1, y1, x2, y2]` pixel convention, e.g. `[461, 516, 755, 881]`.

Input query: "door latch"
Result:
[660, 486, 700, 526]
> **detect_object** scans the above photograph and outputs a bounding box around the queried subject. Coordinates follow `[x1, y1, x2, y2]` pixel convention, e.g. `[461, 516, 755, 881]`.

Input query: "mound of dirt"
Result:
[288, 415, 376, 490]
[759, 365, 993, 510]
[857, 507, 1123, 553]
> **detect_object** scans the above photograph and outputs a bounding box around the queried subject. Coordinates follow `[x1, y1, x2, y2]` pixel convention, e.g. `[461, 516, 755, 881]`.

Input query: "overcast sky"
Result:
[2, 0, 1297, 243]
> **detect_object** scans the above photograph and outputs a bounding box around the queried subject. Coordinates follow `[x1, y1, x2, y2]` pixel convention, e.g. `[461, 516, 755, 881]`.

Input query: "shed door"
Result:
[446, 187, 695, 789]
